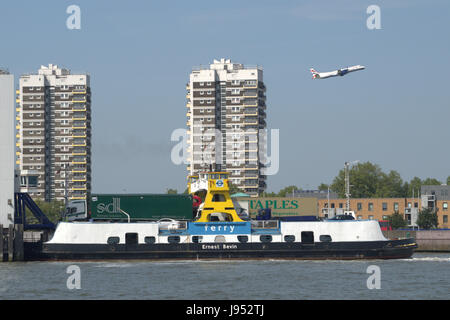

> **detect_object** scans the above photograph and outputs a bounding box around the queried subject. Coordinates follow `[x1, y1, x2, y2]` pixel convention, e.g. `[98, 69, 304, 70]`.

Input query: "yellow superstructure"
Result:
[190, 172, 244, 222]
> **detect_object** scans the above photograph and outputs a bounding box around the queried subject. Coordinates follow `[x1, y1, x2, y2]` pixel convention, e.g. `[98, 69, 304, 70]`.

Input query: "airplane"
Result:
[310, 65, 365, 79]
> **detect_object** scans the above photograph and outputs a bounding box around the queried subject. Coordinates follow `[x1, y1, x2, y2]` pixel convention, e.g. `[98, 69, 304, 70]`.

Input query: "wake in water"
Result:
[402, 256, 450, 262]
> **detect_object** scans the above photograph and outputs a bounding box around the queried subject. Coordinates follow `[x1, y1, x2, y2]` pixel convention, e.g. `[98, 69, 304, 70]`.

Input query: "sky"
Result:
[1, 0, 449, 194]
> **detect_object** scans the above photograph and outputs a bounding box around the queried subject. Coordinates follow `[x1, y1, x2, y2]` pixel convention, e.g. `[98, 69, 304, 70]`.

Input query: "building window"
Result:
[319, 235, 332, 242]
[382, 203, 388, 211]
[408, 202, 412, 208]
[368, 203, 374, 211]
[394, 202, 399, 211]
[260, 235, 272, 243]
[168, 236, 180, 244]
[357, 215, 363, 220]
[107, 237, 120, 245]
[444, 215, 448, 224]
[144, 236, 155, 244]
[237, 235, 248, 243]
[339, 203, 343, 209]
[368, 215, 374, 220]
[357, 203, 362, 211]
[284, 235, 295, 242]
[331, 203, 335, 208]
[414, 202, 419, 208]
[443, 202, 448, 211]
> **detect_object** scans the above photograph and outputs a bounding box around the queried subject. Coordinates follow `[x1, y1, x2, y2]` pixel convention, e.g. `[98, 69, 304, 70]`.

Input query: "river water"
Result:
[0, 252, 449, 300]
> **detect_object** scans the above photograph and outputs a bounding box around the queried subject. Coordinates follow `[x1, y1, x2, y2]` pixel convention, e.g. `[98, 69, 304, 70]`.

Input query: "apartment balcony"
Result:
[72, 169, 87, 173]
[72, 98, 87, 103]
[244, 108, 258, 116]
[72, 104, 87, 111]
[72, 126, 87, 130]
[243, 99, 258, 107]
[243, 183, 259, 189]
[72, 90, 86, 94]
[72, 116, 87, 121]
[72, 143, 87, 148]
[72, 134, 87, 138]
[72, 152, 87, 156]
[244, 117, 258, 124]
[71, 186, 87, 191]
[243, 90, 257, 97]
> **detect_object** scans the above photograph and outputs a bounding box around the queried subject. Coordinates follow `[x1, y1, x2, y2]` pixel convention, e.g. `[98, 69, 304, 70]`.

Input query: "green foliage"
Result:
[318, 183, 329, 192]
[387, 211, 407, 229]
[416, 208, 438, 229]
[228, 182, 242, 195]
[447, 176, 450, 185]
[260, 191, 277, 197]
[277, 185, 300, 197]
[422, 178, 442, 186]
[166, 188, 178, 194]
[323, 162, 443, 199]
[27, 199, 65, 224]
[330, 162, 394, 198]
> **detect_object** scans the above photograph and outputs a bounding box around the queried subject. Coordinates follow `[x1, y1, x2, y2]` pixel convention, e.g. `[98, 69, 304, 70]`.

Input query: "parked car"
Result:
[328, 215, 355, 221]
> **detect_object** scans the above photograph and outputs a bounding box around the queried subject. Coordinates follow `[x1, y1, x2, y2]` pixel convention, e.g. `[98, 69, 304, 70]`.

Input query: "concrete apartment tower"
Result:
[0, 69, 15, 226]
[17, 64, 91, 202]
[186, 58, 267, 196]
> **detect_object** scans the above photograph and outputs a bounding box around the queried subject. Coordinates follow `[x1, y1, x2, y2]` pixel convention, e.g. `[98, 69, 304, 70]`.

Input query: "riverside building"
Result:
[186, 58, 267, 196]
[17, 64, 91, 202]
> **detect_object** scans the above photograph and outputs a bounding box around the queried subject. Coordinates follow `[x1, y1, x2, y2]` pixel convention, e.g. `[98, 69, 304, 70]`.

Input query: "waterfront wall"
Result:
[383, 230, 450, 252]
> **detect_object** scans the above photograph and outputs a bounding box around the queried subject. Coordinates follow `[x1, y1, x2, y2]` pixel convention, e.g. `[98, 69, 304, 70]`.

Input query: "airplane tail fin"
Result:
[310, 68, 319, 79]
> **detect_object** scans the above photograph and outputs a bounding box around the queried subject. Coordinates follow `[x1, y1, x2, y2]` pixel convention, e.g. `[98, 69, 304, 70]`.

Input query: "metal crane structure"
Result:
[344, 160, 359, 216]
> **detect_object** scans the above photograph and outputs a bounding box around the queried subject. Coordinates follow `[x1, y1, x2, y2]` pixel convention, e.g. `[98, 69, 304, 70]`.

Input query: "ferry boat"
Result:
[37, 172, 417, 260]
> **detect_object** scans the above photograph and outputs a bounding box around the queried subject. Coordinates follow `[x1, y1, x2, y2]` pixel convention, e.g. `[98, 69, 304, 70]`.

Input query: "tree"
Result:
[28, 199, 65, 224]
[403, 176, 423, 198]
[387, 211, 407, 229]
[260, 191, 277, 197]
[318, 183, 329, 192]
[277, 185, 300, 197]
[166, 188, 178, 194]
[447, 176, 450, 185]
[228, 182, 242, 195]
[375, 170, 406, 198]
[330, 162, 388, 198]
[416, 208, 438, 229]
[422, 178, 442, 186]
